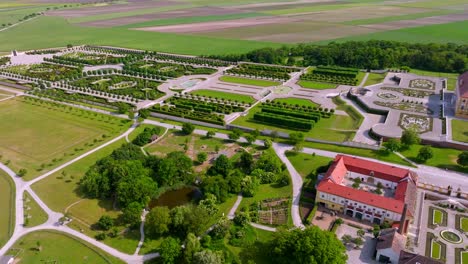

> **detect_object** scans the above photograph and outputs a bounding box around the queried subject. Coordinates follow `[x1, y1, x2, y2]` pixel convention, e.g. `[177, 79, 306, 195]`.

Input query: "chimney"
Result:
[398, 204, 408, 234]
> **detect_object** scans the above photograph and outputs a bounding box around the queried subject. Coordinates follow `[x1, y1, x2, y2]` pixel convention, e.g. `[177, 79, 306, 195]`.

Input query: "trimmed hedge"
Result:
[254, 112, 314, 130]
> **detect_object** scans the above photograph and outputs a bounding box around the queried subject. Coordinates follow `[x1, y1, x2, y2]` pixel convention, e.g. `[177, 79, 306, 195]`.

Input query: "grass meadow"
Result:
[451, 119, 468, 143]
[6, 231, 125, 264]
[0, 98, 130, 180]
[399, 144, 467, 173]
[23, 191, 48, 227]
[0, 169, 14, 248]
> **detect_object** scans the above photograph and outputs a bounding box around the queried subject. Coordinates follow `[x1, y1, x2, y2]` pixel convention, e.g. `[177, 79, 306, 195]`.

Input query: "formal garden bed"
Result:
[300, 66, 359, 86]
[249, 197, 290, 226]
[381, 86, 434, 98]
[377, 92, 399, 100]
[2, 63, 82, 81]
[425, 232, 446, 262]
[428, 206, 448, 229]
[47, 51, 127, 66]
[455, 214, 468, 233]
[375, 100, 433, 114]
[409, 79, 436, 90]
[70, 75, 164, 100]
[440, 230, 463, 244]
[123, 60, 217, 78]
[0, 56, 10, 66]
[398, 113, 433, 133]
[225, 63, 299, 81]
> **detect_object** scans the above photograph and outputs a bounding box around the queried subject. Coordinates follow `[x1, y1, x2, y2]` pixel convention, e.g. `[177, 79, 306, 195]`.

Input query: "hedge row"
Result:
[254, 112, 314, 130]
[261, 106, 321, 122]
[262, 102, 332, 118]
[301, 73, 357, 85]
[149, 53, 230, 67]
[151, 105, 224, 125]
[168, 97, 245, 114]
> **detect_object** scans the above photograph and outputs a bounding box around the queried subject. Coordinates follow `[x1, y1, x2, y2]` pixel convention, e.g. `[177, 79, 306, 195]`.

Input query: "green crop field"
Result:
[0, 169, 14, 248]
[219, 76, 281, 87]
[23, 191, 48, 227]
[190, 89, 255, 103]
[452, 119, 468, 143]
[0, 16, 281, 55]
[0, 98, 129, 180]
[273, 98, 319, 107]
[297, 80, 337, 90]
[345, 10, 461, 25]
[6, 231, 124, 264]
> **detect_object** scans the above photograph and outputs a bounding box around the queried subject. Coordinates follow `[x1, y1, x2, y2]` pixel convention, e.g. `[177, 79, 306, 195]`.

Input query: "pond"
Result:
[149, 187, 202, 209]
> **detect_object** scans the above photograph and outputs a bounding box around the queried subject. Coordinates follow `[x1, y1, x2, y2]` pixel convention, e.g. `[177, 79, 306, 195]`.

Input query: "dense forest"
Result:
[209, 41, 468, 73]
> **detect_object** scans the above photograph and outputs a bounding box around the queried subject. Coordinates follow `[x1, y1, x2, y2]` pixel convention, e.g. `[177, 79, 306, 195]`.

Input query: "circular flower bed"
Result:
[440, 230, 462, 244]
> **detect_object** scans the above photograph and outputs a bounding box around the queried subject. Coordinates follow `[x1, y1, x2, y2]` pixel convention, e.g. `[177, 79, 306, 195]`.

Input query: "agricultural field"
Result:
[0, 98, 130, 180]
[451, 119, 468, 143]
[6, 231, 124, 264]
[0, 169, 14, 248]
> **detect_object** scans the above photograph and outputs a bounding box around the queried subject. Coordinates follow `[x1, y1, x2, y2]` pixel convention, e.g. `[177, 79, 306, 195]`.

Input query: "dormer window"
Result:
[370, 171, 374, 177]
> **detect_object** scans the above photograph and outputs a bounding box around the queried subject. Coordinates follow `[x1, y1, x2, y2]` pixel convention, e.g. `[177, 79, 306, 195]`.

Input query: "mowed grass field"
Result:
[6, 231, 125, 264]
[0, 169, 14, 248]
[400, 144, 468, 173]
[23, 191, 48, 227]
[451, 119, 468, 143]
[0, 98, 129, 180]
[190, 89, 255, 103]
[219, 76, 280, 87]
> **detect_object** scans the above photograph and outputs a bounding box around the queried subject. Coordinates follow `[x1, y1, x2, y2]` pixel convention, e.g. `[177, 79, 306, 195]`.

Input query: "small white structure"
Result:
[375, 228, 405, 263]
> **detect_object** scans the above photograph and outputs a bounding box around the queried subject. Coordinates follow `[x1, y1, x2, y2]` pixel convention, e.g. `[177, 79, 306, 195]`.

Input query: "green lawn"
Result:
[23, 191, 48, 227]
[363, 73, 386, 86]
[219, 76, 280, 87]
[399, 145, 467, 173]
[273, 98, 319, 107]
[431, 240, 441, 259]
[31, 138, 127, 213]
[433, 209, 444, 225]
[190, 89, 255, 104]
[462, 251, 468, 264]
[239, 183, 292, 211]
[286, 152, 332, 180]
[461, 217, 468, 232]
[0, 169, 14, 248]
[6, 231, 124, 264]
[451, 119, 468, 143]
[232, 104, 360, 142]
[0, 98, 129, 180]
[297, 80, 337, 90]
[0, 16, 281, 56]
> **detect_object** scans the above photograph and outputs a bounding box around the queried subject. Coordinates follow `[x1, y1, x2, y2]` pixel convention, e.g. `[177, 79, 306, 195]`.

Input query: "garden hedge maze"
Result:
[225, 63, 300, 81]
[123, 60, 217, 78]
[300, 66, 359, 85]
[253, 100, 333, 131]
[70, 75, 164, 100]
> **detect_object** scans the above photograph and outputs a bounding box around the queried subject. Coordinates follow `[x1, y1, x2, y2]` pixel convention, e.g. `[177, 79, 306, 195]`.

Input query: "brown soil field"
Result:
[360, 12, 468, 30]
[45, 0, 176, 18]
[136, 16, 294, 33]
[235, 0, 341, 11]
[80, 6, 246, 27]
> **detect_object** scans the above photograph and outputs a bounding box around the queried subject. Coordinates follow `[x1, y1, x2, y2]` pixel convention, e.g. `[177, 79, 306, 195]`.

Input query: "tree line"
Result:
[208, 40, 468, 73]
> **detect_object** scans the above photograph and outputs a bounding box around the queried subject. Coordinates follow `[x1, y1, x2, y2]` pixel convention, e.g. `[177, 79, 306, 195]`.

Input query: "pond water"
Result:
[149, 187, 202, 209]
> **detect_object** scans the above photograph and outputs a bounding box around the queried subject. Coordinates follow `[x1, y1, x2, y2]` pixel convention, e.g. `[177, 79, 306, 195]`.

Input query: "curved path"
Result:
[0, 124, 161, 263]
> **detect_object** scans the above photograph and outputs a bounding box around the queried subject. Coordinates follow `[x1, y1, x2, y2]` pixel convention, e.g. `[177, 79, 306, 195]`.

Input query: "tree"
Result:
[116, 102, 129, 114]
[241, 176, 260, 197]
[197, 152, 208, 164]
[201, 176, 229, 203]
[97, 215, 114, 231]
[145, 206, 171, 237]
[128, 111, 135, 119]
[263, 138, 272, 149]
[122, 202, 143, 228]
[198, 194, 218, 216]
[193, 249, 224, 264]
[182, 123, 195, 135]
[206, 130, 215, 138]
[233, 211, 250, 226]
[383, 138, 401, 152]
[139, 109, 150, 119]
[228, 129, 242, 142]
[270, 226, 347, 264]
[160, 237, 181, 264]
[18, 168, 28, 177]
[208, 154, 232, 177]
[401, 129, 420, 147]
[357, 229, 365, 238]
[184, 233, 201, 263]
[245, 134, 255, 145]
[417, 145, 433, 162]
[372, 224, 381, 238]
[239, 151, 254, 174]
[289, 132, 304, 146]
[353, 237, 364, 248]
[457, 151, 468, 167]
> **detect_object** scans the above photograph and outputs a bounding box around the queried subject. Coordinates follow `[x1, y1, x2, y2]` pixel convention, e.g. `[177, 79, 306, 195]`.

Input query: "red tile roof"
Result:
[458, 72, 468, 98]
[318, 155, 417, 215]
